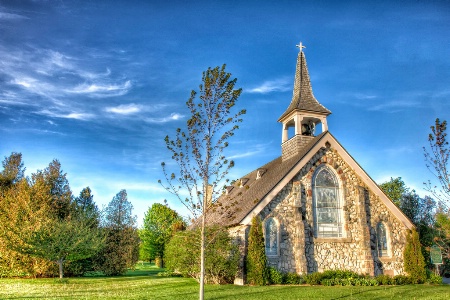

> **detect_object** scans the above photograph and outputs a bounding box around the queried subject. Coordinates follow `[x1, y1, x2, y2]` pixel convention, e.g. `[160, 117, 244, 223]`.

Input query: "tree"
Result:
[24, 217, 103, 279]
[404, 229, 427, 283]
[165, 225, 239, 284]
[74, 187, 100, 227]
[0, 152, 25, 191]
[246, 216, 269, 285]
[424, 118, 449, 206]
[379, 177, 408, 206]
[140, 203, 185, 267]
[159, 64, 245, 299]
[31, 159, 73, 220]
[0, 178, 54, 277]
[97, 190, 140, 276]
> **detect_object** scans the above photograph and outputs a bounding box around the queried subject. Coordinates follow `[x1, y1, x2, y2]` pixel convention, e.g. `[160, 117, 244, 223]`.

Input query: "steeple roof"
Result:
[278, 49, 331, 122]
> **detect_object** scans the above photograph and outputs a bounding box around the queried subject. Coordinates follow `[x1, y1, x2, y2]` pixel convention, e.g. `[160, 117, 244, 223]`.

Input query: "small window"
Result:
[265, 218, 278, 256]
[313, 166, 344, 238]
[376, 223, 389, 257]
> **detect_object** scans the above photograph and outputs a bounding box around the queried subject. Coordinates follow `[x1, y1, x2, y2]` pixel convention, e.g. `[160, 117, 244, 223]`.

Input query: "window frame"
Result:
[376, 222, 390, 257]
[312, 165, 345, 238]
[264, 217, 279, 257]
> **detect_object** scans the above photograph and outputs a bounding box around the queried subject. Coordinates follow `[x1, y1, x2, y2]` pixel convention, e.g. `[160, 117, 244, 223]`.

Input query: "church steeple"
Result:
[279, 43, 331, 160]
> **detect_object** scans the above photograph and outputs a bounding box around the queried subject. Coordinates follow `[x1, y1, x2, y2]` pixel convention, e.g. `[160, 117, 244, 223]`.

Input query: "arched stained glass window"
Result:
[376, 223, 388, 257]
[313, 166, 343, 238]
[265, 218, 278, 256]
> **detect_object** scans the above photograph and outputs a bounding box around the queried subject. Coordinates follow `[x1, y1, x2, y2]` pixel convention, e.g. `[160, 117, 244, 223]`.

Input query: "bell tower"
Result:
[279, 43, 331, 161]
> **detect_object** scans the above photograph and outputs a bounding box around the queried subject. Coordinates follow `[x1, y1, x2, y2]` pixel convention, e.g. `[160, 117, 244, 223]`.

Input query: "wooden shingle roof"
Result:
[278, 51, 331, 122]
[205, 132, 327, 227]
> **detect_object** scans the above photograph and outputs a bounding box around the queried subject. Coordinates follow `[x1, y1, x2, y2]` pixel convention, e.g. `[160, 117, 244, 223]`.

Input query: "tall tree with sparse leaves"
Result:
[160, 64, 245, 299]
[424, 118, 449, 206]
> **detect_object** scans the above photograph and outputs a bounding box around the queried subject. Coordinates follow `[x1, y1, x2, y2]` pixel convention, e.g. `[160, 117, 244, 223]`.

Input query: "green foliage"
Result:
[284, 272, 304, 284]
[404, 229, 427, 283]
[246, 216, 269, 285]
[96, 190, 140, 276]
[393, 275, 411, 285]
[426, 273, 443, 284]
[165, 225, 239, 284]
[305, 270, 362, 285]
[268, 267, 284, 284]
[140, 203, 185, 266]
[380, 177, 408, 206]
[375, 274, 393, 285]
[0, 152, 25, 190]
[24, 217, 103, 278]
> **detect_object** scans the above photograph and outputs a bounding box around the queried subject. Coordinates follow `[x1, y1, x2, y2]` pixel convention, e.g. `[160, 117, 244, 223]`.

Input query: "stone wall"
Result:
[234, 145, 409, 280]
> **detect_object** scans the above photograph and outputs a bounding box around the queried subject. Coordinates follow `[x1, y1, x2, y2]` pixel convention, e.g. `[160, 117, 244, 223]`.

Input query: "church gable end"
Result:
[207, 44, 414, 285]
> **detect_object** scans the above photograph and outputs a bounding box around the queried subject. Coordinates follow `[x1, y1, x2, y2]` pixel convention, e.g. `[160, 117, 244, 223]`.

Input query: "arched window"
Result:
[376, 223, 388, 257]
[313, 166, 344, 238]
[265, 218, 278, 256]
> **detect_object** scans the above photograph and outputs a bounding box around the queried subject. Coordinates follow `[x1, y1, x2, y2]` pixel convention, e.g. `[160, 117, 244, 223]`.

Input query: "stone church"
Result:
[206, 45, 414, 285]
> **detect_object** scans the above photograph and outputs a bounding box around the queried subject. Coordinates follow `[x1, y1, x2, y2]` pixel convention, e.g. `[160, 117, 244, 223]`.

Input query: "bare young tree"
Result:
[159, 64, 244, 300]
[424, 118, 450, 207]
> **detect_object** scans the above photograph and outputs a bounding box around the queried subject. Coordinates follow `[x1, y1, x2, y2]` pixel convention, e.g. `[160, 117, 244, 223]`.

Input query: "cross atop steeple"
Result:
[296, 42, 306, 53]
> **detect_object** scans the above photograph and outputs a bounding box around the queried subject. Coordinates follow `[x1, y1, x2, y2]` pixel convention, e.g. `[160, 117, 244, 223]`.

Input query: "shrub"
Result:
[268, 267, 284, 284]
[375, 274, 393, 285]
[165, 225, 239, 284]
[246, 216, 269, 285]
[285, 272, 304, 284]
[426, 273, 443, 284]
[403, 229, 427, 283]
[393, 275, 411, 285]
[304, 272, 324, 285]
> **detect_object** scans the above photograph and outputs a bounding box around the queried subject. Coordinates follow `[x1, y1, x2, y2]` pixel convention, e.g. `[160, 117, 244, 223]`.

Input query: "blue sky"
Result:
[1, 0, 449, 226]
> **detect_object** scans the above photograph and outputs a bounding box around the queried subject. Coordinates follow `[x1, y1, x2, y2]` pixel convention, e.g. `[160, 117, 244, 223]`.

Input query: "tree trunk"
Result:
[57, 258, 64, 279]
[199, 204, 206, 300]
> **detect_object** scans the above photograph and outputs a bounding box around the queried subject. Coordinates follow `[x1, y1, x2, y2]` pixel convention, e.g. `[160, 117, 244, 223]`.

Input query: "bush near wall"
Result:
[165, 225, 239, 284]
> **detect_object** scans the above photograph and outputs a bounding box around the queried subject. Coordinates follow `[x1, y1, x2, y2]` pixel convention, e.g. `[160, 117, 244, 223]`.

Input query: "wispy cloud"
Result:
[368, 100, 421, 112]
[145, 113, 184, 123]
[247, 77, 291, 94]
[68, 80, 131, 98]
[38, 109, 94, 121]
[105, 103, 142, 115]
[0, 11, 28, 20]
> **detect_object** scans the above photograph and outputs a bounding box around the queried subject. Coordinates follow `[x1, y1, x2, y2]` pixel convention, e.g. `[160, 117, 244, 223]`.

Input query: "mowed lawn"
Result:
[1, 264, 449, 300]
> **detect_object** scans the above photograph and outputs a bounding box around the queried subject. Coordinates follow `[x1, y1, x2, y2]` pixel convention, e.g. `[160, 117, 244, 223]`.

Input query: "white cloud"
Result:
[368, 100, 421, 112]
[105, 103, 142, 115]
[145, 113, 184, 123]
[38, 109, 94, 121]
[69, 80, 131, 97]
[0, 12, 28, 20]
[247, 77, 291, 94]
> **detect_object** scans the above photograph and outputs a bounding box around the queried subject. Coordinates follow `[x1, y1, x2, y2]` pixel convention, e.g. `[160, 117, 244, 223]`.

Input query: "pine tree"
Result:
[403, 229, 426, 283]
[246, 216, 269, 285]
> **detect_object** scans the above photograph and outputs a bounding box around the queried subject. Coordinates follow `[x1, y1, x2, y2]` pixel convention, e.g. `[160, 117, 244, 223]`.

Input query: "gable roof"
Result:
[206, 132, 414, 230]
[278, 51, 331, 122]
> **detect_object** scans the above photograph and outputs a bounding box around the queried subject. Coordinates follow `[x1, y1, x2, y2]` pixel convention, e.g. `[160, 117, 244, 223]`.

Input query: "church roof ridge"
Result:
[278, 47, 331, 122]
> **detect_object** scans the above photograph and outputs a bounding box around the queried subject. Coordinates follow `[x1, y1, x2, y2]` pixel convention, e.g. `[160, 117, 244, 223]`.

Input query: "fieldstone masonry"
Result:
[232, 146, 408, 283]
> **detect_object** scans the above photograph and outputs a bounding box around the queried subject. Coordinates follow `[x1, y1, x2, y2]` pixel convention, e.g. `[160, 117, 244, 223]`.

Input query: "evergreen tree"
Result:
[246, 216, 269, 285]
[403, 229, 427, 283]
[97, 190, 139, 275]
[0, 152, 25, 191]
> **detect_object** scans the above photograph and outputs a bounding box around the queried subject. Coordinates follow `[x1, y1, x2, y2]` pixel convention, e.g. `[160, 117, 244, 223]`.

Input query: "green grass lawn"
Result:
[1, 263, 449, 300]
